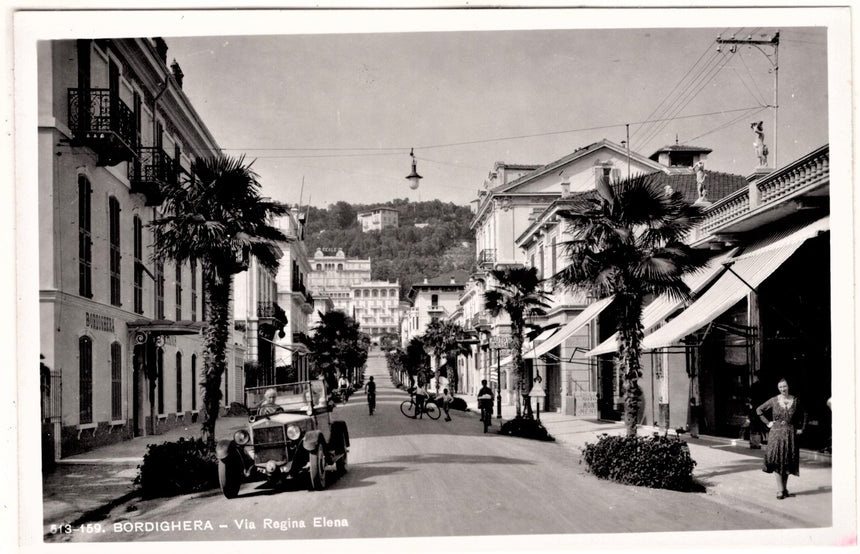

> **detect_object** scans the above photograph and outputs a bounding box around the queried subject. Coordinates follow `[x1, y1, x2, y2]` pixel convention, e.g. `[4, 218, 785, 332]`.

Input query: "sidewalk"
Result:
[458, 394, 832, 528]
[41, 416, 248, 527]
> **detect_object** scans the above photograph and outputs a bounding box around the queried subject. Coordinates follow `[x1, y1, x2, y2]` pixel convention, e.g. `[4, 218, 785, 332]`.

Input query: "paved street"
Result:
[42, 351, 833, 544]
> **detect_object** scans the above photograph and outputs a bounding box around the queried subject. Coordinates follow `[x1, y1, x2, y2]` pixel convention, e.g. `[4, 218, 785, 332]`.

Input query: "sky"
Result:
[164, 23, 827, 208]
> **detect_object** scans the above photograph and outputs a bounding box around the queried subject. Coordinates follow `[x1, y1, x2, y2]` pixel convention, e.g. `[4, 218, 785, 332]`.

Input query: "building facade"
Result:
[357, 207, 399, 232]
[38, 38, 226, 458]
[350, 280, 400, 344]
[401, 271, 470, 348]
[307, 248, 371, 314]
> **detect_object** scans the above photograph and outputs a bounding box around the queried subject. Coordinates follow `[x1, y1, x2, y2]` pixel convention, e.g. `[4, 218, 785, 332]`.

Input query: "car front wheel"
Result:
[218, 455, 242, 499]
[308, 443, 327, 491]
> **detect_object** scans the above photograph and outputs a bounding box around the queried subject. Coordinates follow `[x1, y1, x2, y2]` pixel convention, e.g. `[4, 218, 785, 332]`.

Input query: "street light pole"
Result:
[496, 348, 502, 419]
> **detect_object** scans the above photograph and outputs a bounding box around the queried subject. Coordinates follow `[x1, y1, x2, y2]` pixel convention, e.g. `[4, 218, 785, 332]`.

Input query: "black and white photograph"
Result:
[7, 4, 857, 553]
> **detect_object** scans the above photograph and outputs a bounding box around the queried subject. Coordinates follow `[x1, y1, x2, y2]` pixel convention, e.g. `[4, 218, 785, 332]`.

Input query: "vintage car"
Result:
[216, 379, 350, 498]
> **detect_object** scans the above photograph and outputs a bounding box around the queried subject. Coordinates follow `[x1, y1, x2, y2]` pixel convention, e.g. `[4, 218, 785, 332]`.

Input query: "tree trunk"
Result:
[200, 273, 232, 450]
[512, 329, 524, 418]
[616, 293, 644, 436]
[446, 353, 457, 394]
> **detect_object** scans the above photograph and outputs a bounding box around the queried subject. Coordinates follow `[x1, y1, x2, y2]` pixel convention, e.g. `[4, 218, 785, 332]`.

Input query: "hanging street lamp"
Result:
[405, 148, 423, 190]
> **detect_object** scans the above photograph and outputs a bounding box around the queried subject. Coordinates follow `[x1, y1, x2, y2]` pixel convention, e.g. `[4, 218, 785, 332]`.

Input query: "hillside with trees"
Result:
[304, 199, 475, 299]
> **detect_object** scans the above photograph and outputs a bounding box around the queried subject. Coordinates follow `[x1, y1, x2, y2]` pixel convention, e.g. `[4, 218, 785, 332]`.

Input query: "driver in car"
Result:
[258, 388, 281, 416]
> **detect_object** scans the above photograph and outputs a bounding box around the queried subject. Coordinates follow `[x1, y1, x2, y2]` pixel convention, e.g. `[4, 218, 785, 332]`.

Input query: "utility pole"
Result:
[716, 30, 780, 167]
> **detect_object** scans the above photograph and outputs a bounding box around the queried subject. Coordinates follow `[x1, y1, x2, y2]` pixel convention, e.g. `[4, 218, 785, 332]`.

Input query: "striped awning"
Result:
[585, 248, 738, 357]
[523, 296, 614, 360]
[497, 326, 559, 368]
[641, 216, 829, 350]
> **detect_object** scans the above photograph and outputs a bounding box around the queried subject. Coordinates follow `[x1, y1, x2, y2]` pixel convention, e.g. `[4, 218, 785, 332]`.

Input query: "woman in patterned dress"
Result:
[756, 378, 807, 499]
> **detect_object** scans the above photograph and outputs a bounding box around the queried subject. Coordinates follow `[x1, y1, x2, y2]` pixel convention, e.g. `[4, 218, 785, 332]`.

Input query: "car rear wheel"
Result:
[308, 443, 327, 491]
[218, 454, 242, 499]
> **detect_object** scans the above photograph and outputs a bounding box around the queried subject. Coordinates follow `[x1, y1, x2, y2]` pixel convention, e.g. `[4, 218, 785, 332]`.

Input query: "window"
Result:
[431, 294, 438, 307]
[191, 354, 197, 410]
[201, 279, 207, 321]
[372, 289, 379, 298]
[155, 261, 164, 319]
[111, 342, 122, 420]
[316, 264, 322, 271]
[79, 336, 93, 424]
[175, 261, 182, 321]
[157, 348, 164, 414]
[363, 290, 369, 298]
[78, 176, 92, 298]
[354, 290, 361, 298]
[551, 237, 557, 277]
[109, 197, 121, 306]
[538, 244, 545, 280]
[337, 263, 343, 271]
[190, 258, 197, 322]
[380, 289, 387, 298]
[176, 352, 183, 413]
[133, 216, 143, 314]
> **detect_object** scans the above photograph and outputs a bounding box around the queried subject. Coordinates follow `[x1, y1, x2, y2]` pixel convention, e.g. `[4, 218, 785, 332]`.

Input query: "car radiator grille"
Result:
[253, 426, 288, 463]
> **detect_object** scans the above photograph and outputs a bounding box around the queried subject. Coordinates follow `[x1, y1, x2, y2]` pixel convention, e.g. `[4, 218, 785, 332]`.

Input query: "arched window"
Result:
[372, 289, 379, 298]
[175, 352, 183, 413]
[380, 289, 387, 297]
[79, 336, 93, 424]
[78, 175, 92, 298]
[316, 264, 322, 271]
[191, 354, 197, 411]
[110, 342, 122, 420]
[354, 290, 361, 298]
[363, 289, 370, 297]
[337, 263, 343, 271]
[109, 197, 121, 306]
[157, 348, 165, 415]
[133, 215, 143, 314]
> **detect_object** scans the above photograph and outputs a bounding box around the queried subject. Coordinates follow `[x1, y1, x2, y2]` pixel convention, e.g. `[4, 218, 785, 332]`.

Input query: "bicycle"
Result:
[478, 395, 494, 433]
[400, 395, 440, 420]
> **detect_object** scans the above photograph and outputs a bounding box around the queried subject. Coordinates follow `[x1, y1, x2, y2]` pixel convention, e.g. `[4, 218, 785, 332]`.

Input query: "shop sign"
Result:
[573, 391, 598, 417]
[489, 335, 514, 350]
[85, 312, 115, 333]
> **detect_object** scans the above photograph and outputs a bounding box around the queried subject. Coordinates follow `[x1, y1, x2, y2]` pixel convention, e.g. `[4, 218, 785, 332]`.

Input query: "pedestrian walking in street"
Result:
[756, 378, 807, 499]
[440, 388, 453, 421]
[365, 376, 377, 416]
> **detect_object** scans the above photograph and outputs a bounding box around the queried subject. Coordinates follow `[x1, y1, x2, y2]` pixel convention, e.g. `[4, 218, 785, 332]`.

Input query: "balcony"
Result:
[128, 147, 176, 206]
[257, 301, 277, 319]
[471, 312, 491, 330]
[477, 249, 496, 267]
[690, 145, 829, 245]
[68, 88, 137, 166]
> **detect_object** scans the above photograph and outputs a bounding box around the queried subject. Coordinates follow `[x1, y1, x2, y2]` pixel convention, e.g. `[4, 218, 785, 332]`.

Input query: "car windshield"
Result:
[245, 381, 327, 414]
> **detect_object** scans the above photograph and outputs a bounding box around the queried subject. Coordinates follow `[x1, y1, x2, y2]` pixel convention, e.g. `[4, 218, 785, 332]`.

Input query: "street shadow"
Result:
[377, 453, 534, 466]
[789, 485, 832, 497]
[695, 459, 764, 481]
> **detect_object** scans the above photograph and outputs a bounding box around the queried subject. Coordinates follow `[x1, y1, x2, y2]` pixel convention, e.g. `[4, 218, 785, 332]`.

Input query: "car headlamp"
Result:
[233, 429, 251, 445]
[286, 425, 301, 441]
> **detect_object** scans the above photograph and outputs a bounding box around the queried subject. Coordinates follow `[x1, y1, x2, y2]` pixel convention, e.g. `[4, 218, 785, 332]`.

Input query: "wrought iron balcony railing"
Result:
[68, 88, 137, 166]
[477, 249, 496, 267]
[257, 301, 276, 319]
[128, 147, 176, 206]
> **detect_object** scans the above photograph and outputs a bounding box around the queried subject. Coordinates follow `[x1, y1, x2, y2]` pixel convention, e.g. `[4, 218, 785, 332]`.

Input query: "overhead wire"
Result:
[630, 27, 731, 145]
[634, 49, 731, 150]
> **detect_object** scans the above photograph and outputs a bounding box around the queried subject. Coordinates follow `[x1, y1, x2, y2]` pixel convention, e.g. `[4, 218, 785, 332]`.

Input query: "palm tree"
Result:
[405, 337, 429, 388]
[483, 266, 551, 417]
[554, 173, 706, 436]
[151, 155, 287, 447]
[421, 320, 472, 394]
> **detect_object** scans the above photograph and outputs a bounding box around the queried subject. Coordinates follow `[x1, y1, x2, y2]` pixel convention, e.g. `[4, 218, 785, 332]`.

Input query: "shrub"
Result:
[500, 416, 555, 441]
[134, 437, 218, 498]
[582, 433, 698, 491]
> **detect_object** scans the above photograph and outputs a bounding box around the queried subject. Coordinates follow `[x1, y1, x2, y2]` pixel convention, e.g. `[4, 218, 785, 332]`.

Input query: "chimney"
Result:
[152, 37, 168, 63]
[450, 276, 456, 284]
[423, 278, 428, 284]
[560, 179, 571, 198]
[170, 59, 184, 88]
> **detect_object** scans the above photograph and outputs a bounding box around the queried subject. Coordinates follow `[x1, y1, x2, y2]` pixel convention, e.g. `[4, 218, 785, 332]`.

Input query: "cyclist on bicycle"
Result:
[477, 380, 494, 426]
[414, 381, 429, 419]
[365, 376, 376, 415]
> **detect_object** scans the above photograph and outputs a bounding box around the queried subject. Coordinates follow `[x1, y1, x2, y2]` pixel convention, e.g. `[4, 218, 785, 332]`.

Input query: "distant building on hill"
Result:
[350, 280, 401, 344]
[357, 207, 399, 232]
[307, 248, 371, 314]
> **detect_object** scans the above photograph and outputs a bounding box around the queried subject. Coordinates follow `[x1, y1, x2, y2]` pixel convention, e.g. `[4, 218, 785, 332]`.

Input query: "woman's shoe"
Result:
[777, 492, 786, 499]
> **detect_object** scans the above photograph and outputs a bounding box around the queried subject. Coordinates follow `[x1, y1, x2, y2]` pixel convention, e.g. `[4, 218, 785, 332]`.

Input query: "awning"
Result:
[641, 216, 829, 350]
[586, 248, 738, 357]
[497, 326, 559, 368]
[523, 296, 614, 360]
[127, 319, 205, 335]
